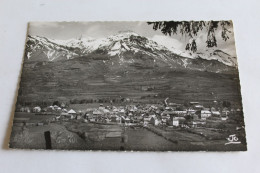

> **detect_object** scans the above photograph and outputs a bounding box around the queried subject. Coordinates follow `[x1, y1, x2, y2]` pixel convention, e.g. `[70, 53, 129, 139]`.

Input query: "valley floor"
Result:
[9, 116, 246, 151]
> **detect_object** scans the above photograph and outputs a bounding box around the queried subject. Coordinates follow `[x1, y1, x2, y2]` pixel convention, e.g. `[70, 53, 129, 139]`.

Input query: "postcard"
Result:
[9, 21, 246, 151]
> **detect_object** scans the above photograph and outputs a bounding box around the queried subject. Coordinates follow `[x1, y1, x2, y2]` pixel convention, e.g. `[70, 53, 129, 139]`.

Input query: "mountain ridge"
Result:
[24, 33, 237, 73]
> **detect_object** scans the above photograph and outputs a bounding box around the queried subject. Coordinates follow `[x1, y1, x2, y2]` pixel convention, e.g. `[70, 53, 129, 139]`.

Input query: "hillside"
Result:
[24, 32, 236, 73]
[16, 32, 242, 106]
[17, 56, 242, 107]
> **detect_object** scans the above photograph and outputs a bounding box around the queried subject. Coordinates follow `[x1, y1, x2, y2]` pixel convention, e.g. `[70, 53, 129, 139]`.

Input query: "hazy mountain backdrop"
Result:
[17, 32, 242, 106]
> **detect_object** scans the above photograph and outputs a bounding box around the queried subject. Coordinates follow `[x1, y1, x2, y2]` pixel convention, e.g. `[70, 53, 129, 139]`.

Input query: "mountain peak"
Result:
[25, 33, 237, 72]
[168, 47, 237, 67]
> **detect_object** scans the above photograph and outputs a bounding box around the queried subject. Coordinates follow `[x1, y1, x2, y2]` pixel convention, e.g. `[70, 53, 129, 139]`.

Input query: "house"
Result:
[99, 106, 105, 110]
[19, 107, 31, 113]
[42, 108, 48, 112]
[53, 105, 60, 110]
[68, 109, 77, 119]
[155, 110, 161, 115]
[25, 107, 31, 113]
[192, 114, 199, 120]
[19, 107, 25, 112]
[222, 107, 230, 116]
[187, 109, 196, 115]
[103, 109, 110, 113]
[47, 106, 54, 112]
[112, 108, 119, 112]
[125, 117, 131, 124]
[93, 109, 103, 116]
[190, 102, 199, 105]
[189, 121, 198, 128]
[221, 108, 229, 120]
[150, 117, 160, 126]
[162, 110, 176, 117]
[161, 118, 167, 125]
[160, 114, 170, 125]
[230, 108, 236, 113]
[193, 120, 206, 126]
[173, 110, 187, 116]
[167, 117, 179, 126]
[60, 102, 66, 108]
[116, 116, 122, 123]
[129, 107, 137, 112]
[143, 117, 151, 126]
[68, 109, 76, 114]
[89, 118, 96, 122]
[110, 115, 120, 123]
[33, 106, 41, 113]
[194, 105, 204, 110]
[55, 115, 61, 120]
[150, 105, 157, 110]
[76, 115, 82, 120]
[132, 116, 143, 123]
[37, 122, 44, 126]
[84, 113, 90, 119]
[201, 110, 212, 120]
[61, 112, 73, 119]
[168, 117, 186, 127]
[148, 114, 156, 119]
[169, 102, 177, 106]
[165, 107, 172, 110]
[161, 114, 170, 120]
[86, 114, 96, 122]
[56, 107, 62, 112]
[118, 111, 126, 117]
[104, 118, 110, 123]
[210, 107, 216, 111]
[126, 105, 138, 112]
[221, 116, 228, 121]
[62, 108, 68, 113]
[172, 118, 179, 127]
[119, 109, 125, 113]
[211, 111, 221, 116]
[121, 116, 126, 123]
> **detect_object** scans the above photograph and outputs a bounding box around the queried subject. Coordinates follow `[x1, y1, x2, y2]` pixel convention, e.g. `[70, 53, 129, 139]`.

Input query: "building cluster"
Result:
[18, 100, 242, 128]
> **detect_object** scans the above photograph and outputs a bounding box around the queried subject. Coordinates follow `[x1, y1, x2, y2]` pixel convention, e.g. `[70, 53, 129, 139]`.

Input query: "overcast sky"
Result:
[29, 21, 237, 56]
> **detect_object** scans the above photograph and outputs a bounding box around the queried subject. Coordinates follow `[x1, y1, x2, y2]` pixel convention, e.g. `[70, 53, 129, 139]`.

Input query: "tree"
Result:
[53, 100, 60, 107]
[223, 101, 231, 108]
[183, 100, 190, 107]
[147, 21, 232, 52]
[185, 114, 192, 121]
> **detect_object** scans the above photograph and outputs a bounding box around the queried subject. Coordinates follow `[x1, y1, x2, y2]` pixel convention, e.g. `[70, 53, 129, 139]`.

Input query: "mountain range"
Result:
[24, 31, 237, 73]
[17, 31, 242, 105]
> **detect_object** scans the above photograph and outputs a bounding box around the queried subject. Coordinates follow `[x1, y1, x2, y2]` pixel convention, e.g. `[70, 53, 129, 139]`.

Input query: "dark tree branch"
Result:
[147, 21, 232, 52]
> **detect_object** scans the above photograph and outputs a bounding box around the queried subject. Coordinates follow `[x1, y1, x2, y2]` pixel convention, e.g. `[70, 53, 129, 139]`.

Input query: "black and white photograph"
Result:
[3, 0, 260, 173]
[9, 21, 246, 151]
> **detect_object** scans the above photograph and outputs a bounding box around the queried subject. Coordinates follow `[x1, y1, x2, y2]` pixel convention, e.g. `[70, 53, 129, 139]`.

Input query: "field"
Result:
[9, 113, 247, 151]
[17, 59, 243, 108]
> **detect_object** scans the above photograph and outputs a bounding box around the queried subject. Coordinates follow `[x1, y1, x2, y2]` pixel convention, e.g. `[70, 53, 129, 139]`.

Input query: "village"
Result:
[11, 97, 246, 151]
[16, 98, 239, 129]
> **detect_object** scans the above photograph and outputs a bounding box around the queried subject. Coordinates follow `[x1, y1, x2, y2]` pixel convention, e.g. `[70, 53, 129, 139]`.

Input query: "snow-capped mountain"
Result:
[25, 35, 79, 61]
[25, 31, 179, 66]
[25, 32, 237, 73]
[168, 47, 237, 67]
[48, 32, 168, 55]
